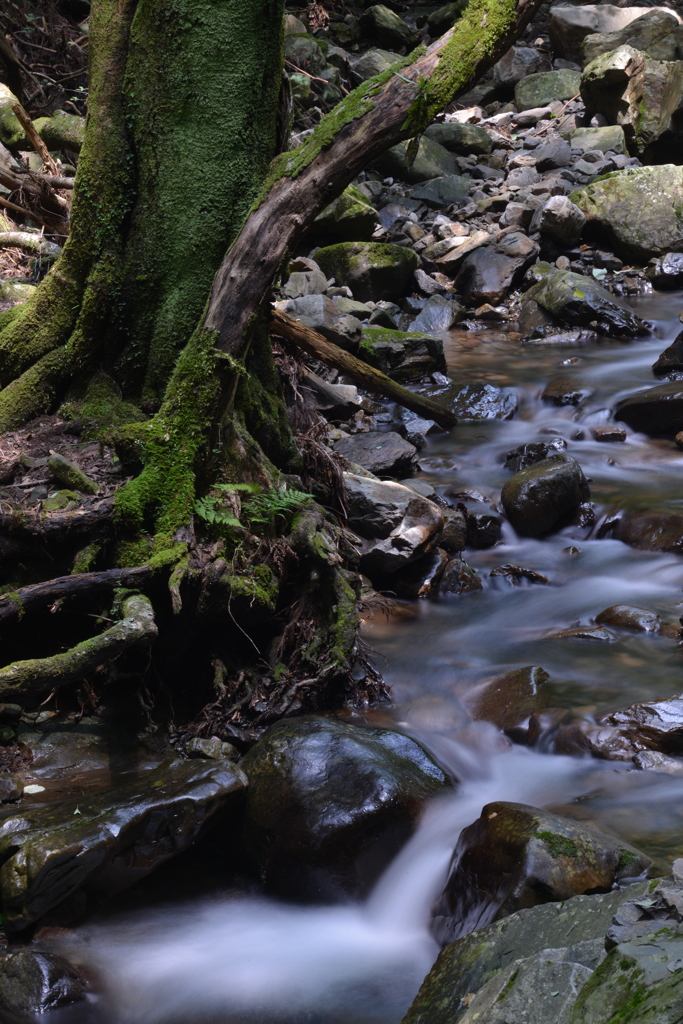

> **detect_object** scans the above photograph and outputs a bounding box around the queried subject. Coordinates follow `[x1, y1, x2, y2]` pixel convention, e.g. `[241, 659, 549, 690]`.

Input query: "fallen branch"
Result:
[11, 103, 58, 175]
[0, 498, 115, 541]
[0, 593, 157, 702]
[0, 139, 69, 236]
[270, 308, 457, 429]
[0, 566, 152, 623]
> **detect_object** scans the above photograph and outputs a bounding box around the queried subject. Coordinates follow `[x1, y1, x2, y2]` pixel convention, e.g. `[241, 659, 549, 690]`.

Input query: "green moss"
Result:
[71, 543, 101, 575]
[534, 831, 580, 859]
[496, 969, 519, 1001]
[617, 849, 639, 871]
[59, 370, 144, 438]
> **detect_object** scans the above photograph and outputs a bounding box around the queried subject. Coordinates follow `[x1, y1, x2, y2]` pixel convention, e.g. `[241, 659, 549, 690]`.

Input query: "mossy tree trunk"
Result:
[0, 0, 543, 732]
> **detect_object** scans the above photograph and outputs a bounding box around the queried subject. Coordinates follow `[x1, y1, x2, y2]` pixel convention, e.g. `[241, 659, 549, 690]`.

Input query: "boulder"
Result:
[522, 265, 650, 337]
[437, 509, 468, 553]
[406, 884, 651, 1024]
[534, 138, 572, 171]
[494, 45, 550, 87]
[0, 759, 246, 931]
[603, 692, 683, 754]
[615, 381, 683, 435]
[427, 0, 469, 39]
[529, 195, 586, 246]
[282, 257, 328, 299]
[393, 549, 449, 598]
[647, 252, 683, 288]
[278, 294, 363, 351]
[314, 242, 418, 302]
[465, 512, 503, 549]
[359, 327, 446, 381]
[455, 233, 539, 305]
[514, 70, 582, 112]
[334, 431, 418, 478]
[0, 84, 27, 149]
[595, 604, 661, 633]
[374, 136, 458, 183]
[614, 510, 683, 553]
[436, 558, 483, 597]
[501, 454, 590, 538]
[582, 9, 682, 65]
[350, 47, 399, 83]
[570, 124, 627, 155]
[284, 34, 327, 76]
[411, 294, 466, 333]
[423, 382, 518, 420]
[410, 174, 472, 206]
[433, 802, 650, 943]
[458, 955, 592, 1024]
[464, 666, 549, 732]
[35, 110, 85, 152]
[311, 184, 379, 243]
[548, 5, 681, 64]
[653, 331, 683, 375]
[240, 716, 450, 901]
[572, 165, 683, 263]
[0, 951, 86, 1015]
[359, 4, 415, 51]
[343, 472, 444, 576]
[542, 378, 592, 406]
[423, 121, 492, 155]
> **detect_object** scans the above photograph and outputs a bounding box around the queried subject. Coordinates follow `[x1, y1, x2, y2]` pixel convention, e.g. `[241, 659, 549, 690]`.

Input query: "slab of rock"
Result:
[494, 45, 551, 87]
[285, 34, 327, 76]
[615, 381, 683, 435]
[350, 47, 398, 83]
[240, 716, 450, 901]
[515, 70, 582, 112]
[0, 759, 246, 931]
[315, 242, 418, 303]
[436, 558, 483, 597]
[530, 195, 586, 246]
[534, 138, 572, 171]
[424, 381, 518, 420]
[0, 951, 86, 1015]
[548, 5, 680, 63]
[455, 233, 539, 305]
[437, 508, 467, 553]
[311, 184, 379, 243]
[433, 801, 650, 943]
[653, 331, 683, 375]
[464, 666, 549, 732]
[359, 4, 415, 51]
[459, 955, 592, 1024]
[410, 174, 471, 207]
[603, 692, 683, 754]
[407, 884, 650, 1024]
[570, 124, 627, 155]
[591, 424, 626, 442]
[374, 136, 458, 183]
[501, 454, 590, 538]
[614, 510, 683, 553]
[595, 604, 661, 633]
[647, 252, 683, 289]
[301, 368, 361, 420]
[279, 294, 363, 351]
[523, 264, 649, 337]
[582, 8, 681, 65]
[572, 165, 683, 263]
[411, 294, 466, 333]
[423, 121, 492, 155]
[359, 327, 446, 382]
[334, 431, 418, 478]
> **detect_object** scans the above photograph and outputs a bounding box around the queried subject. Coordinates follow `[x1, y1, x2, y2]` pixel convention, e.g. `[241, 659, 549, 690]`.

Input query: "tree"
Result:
[0, 0, 542, 733]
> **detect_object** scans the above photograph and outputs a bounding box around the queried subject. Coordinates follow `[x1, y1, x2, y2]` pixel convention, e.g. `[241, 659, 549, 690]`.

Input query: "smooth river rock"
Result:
[501, 454, 591, 538]
[615, 381, 683, 435]
[0, 951, 86, 1014]
[334, 431, 418, 478]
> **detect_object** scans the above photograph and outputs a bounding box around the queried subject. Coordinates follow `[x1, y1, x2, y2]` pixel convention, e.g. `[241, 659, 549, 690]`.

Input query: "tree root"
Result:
[0, 566, 152, 623]
[0, 498, 114, 541]
[0, 594, 157, 703]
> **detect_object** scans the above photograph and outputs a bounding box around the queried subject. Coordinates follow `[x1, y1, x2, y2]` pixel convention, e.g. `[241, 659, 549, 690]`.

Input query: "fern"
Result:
[194, 483, 311, 535]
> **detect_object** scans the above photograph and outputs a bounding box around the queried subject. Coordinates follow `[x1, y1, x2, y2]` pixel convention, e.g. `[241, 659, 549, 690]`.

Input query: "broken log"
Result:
[0, 566, 152, 623]
[270, 308, 457, 430]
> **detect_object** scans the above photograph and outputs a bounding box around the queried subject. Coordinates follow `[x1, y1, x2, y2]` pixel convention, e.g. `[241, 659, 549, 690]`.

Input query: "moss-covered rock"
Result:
[423, 121, 492, 155]
[359, 326, 446, 381]
[315, 242, 418, 302]
[311, 184, 379, 243]
[284, 34, 327, 76]
[34, 110, 85, 152]
[42, 489, 80, 512]
[523, 264, 649, 337]
[47, 453, 98, 495]
[241, 716, 450, 901]
[515, 69, 581, 111]
[0, 84, 27, 149]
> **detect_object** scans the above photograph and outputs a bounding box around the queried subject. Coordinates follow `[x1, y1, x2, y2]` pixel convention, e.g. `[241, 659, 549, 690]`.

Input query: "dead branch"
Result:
[0, 566, 152, 623]
[11, 103, 58, 175]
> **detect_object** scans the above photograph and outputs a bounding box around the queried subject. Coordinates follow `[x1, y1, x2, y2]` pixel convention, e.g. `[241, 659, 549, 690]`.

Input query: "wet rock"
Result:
[359, 5, 415, 51]
[653, 331, 683, 375]
[458, 955, 592, 1024]
[350, 47, 398, 83]
[48, 453, 98, 495]
[570, 124, 627, 155]
[591, 424, 626, 442]
[505, 441, 556, 472]
[582, 8, 681, 65]
[407, 884, 651, 1024]
[423, 122, 492, 156]
[542, 378, 592, 406]
[393, 549, 449, 598]
[530, 196, 586, 247]
[411, 294, 466, 333]
[464, 666, 549, 732]
[359, 327, 446, 382]
[424, 382, 518, 421]
[0, 775, 22, 802]
[186, 736, 240, 761]
[515, 70, 582, 112]
[433, 801, 650, 943]
[311, 184, 379, 243]
[501, 454, 591, 538]
[604, 692, 683, 754]
[0, 951, 86, 1014]
[548, 5, 678, 63]
[436, 559, 483, 597]
[315, 242, 418, 303]
[534, 139, 573, 171]
[494, 46, 550, 88]
[572, 165, 683, 263]
[427, 0, 469, 39]
[343, 473, 444, 576]
[596, 605, 660, 635]
[616, 381, 683, 435]
[334, 431, 418, 478]
[615, 510, 683, 553]
[465, 512, 503, 549]
[410, 174, 471, 207]
[550, 626, 616, 641]
[240, 716, 450, 901]
[647, 252, 683, 289]
[0, 759, 246, 931]
[279, 294, 363, 351]
[455, 237, 538, 306]
[374, 137, 458, 184]
[490, 564, 549, 586]
[634, 749, 683, 774]
[523, 265, 649, 337]
[436, 509, 468, 553]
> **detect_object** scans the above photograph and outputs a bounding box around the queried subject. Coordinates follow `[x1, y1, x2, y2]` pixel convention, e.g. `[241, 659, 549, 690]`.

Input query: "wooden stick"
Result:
[270, 308, 457, 430]
[0, 193, 48, 227]
[0, 566, 152, 623]
[11, 102, 58, 175]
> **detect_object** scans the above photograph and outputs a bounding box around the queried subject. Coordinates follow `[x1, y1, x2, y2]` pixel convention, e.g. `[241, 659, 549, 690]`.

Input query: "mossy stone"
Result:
[34, 111, 85, 153]
[43, 490, 80, 512]
[311, 184, 379, 242]
[427, 0, 470, 39]
[315, 242, 418, 302]
[359, 326, 446, 381]
[514, 69, 581, 111]
[47, 454, 98, 495]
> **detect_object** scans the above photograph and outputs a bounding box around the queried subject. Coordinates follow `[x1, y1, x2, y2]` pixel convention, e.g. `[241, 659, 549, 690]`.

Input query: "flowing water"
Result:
[38, 291, 683, 1023]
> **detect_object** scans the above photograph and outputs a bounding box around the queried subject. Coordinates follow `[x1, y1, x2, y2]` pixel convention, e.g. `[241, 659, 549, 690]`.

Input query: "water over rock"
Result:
[0, 951, 86, 1014]
[615, 382, 683, 435]
[423, 382, 518, 421]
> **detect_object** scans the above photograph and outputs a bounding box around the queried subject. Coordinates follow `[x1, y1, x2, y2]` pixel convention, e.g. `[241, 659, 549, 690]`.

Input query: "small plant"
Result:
[195, 483, 312, 535]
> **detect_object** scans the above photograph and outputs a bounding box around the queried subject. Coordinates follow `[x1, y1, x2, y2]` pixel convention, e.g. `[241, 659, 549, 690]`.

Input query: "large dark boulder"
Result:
[653, 331, 683, 375]
[423, 382, 518, 421]
[359, 4, 415, 51]
[501, 454, 590, 537]
[0, 951, 86, 1015]
[334, 431, 418, 477]
[615, 381, 683, 435]
[523, 264, 650, 338]
[240, 716, 450, 901]
[432, 802, 650, 945]
[315, 242, 419, 303]
[455, 233, 539, 306]
[614, 510, 683, 553]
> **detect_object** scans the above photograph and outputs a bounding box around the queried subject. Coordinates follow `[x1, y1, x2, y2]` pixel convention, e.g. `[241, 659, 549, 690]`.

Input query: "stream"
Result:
[41, 291, 683, 1024]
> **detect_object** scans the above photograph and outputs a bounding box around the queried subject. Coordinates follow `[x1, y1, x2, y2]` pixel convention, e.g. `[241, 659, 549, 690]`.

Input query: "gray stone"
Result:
[501, 453, 590, 537]
[282, 258, 328, 298]
[411, 294, 465, 333]
[647, 251, 683, 289]
[423, 121, 492, 155]
[548, 5, 680, 64]
[410, 174, 471, 207]
[424, 381, 518, 420]
[523, 264, 649, 337]
[284, 35, 327, 76]
[615, 381, 683, 435]
[359, 4, 415, 51]
[437, 509, 468, 553]
[374, 137, 458, 183]
[186, 736, 240, 761]
[534, 139, 572, 171]
[315, 242, 418, 303]
[515, 70, 582, 112]
[455, 232, 539, 305]
[0, 774, 22, 802]
[530, 195, 586, 246]
[334, 431, 418, 477]
[458, 955, 592, 1024]
[279, 294, 363, 351]
[311, 184, 379, 243]
[427, 0, 469, 39]
[494, 45, 551, 87]
[436, 558, 483, 597]
[241, 716, 449, 902]
[582, 9, 681, 65]
[653, 331, 683, 375]
[595, 604, 661, 633]
[350, 47, 399, 83]
[359, 327, 446, 381]
[570, 124, 627, 155]
[0, 951, 86, 1015]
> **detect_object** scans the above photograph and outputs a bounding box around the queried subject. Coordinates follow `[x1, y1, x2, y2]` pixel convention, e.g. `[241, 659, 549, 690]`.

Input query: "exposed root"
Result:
[0, 566, 152, 623]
